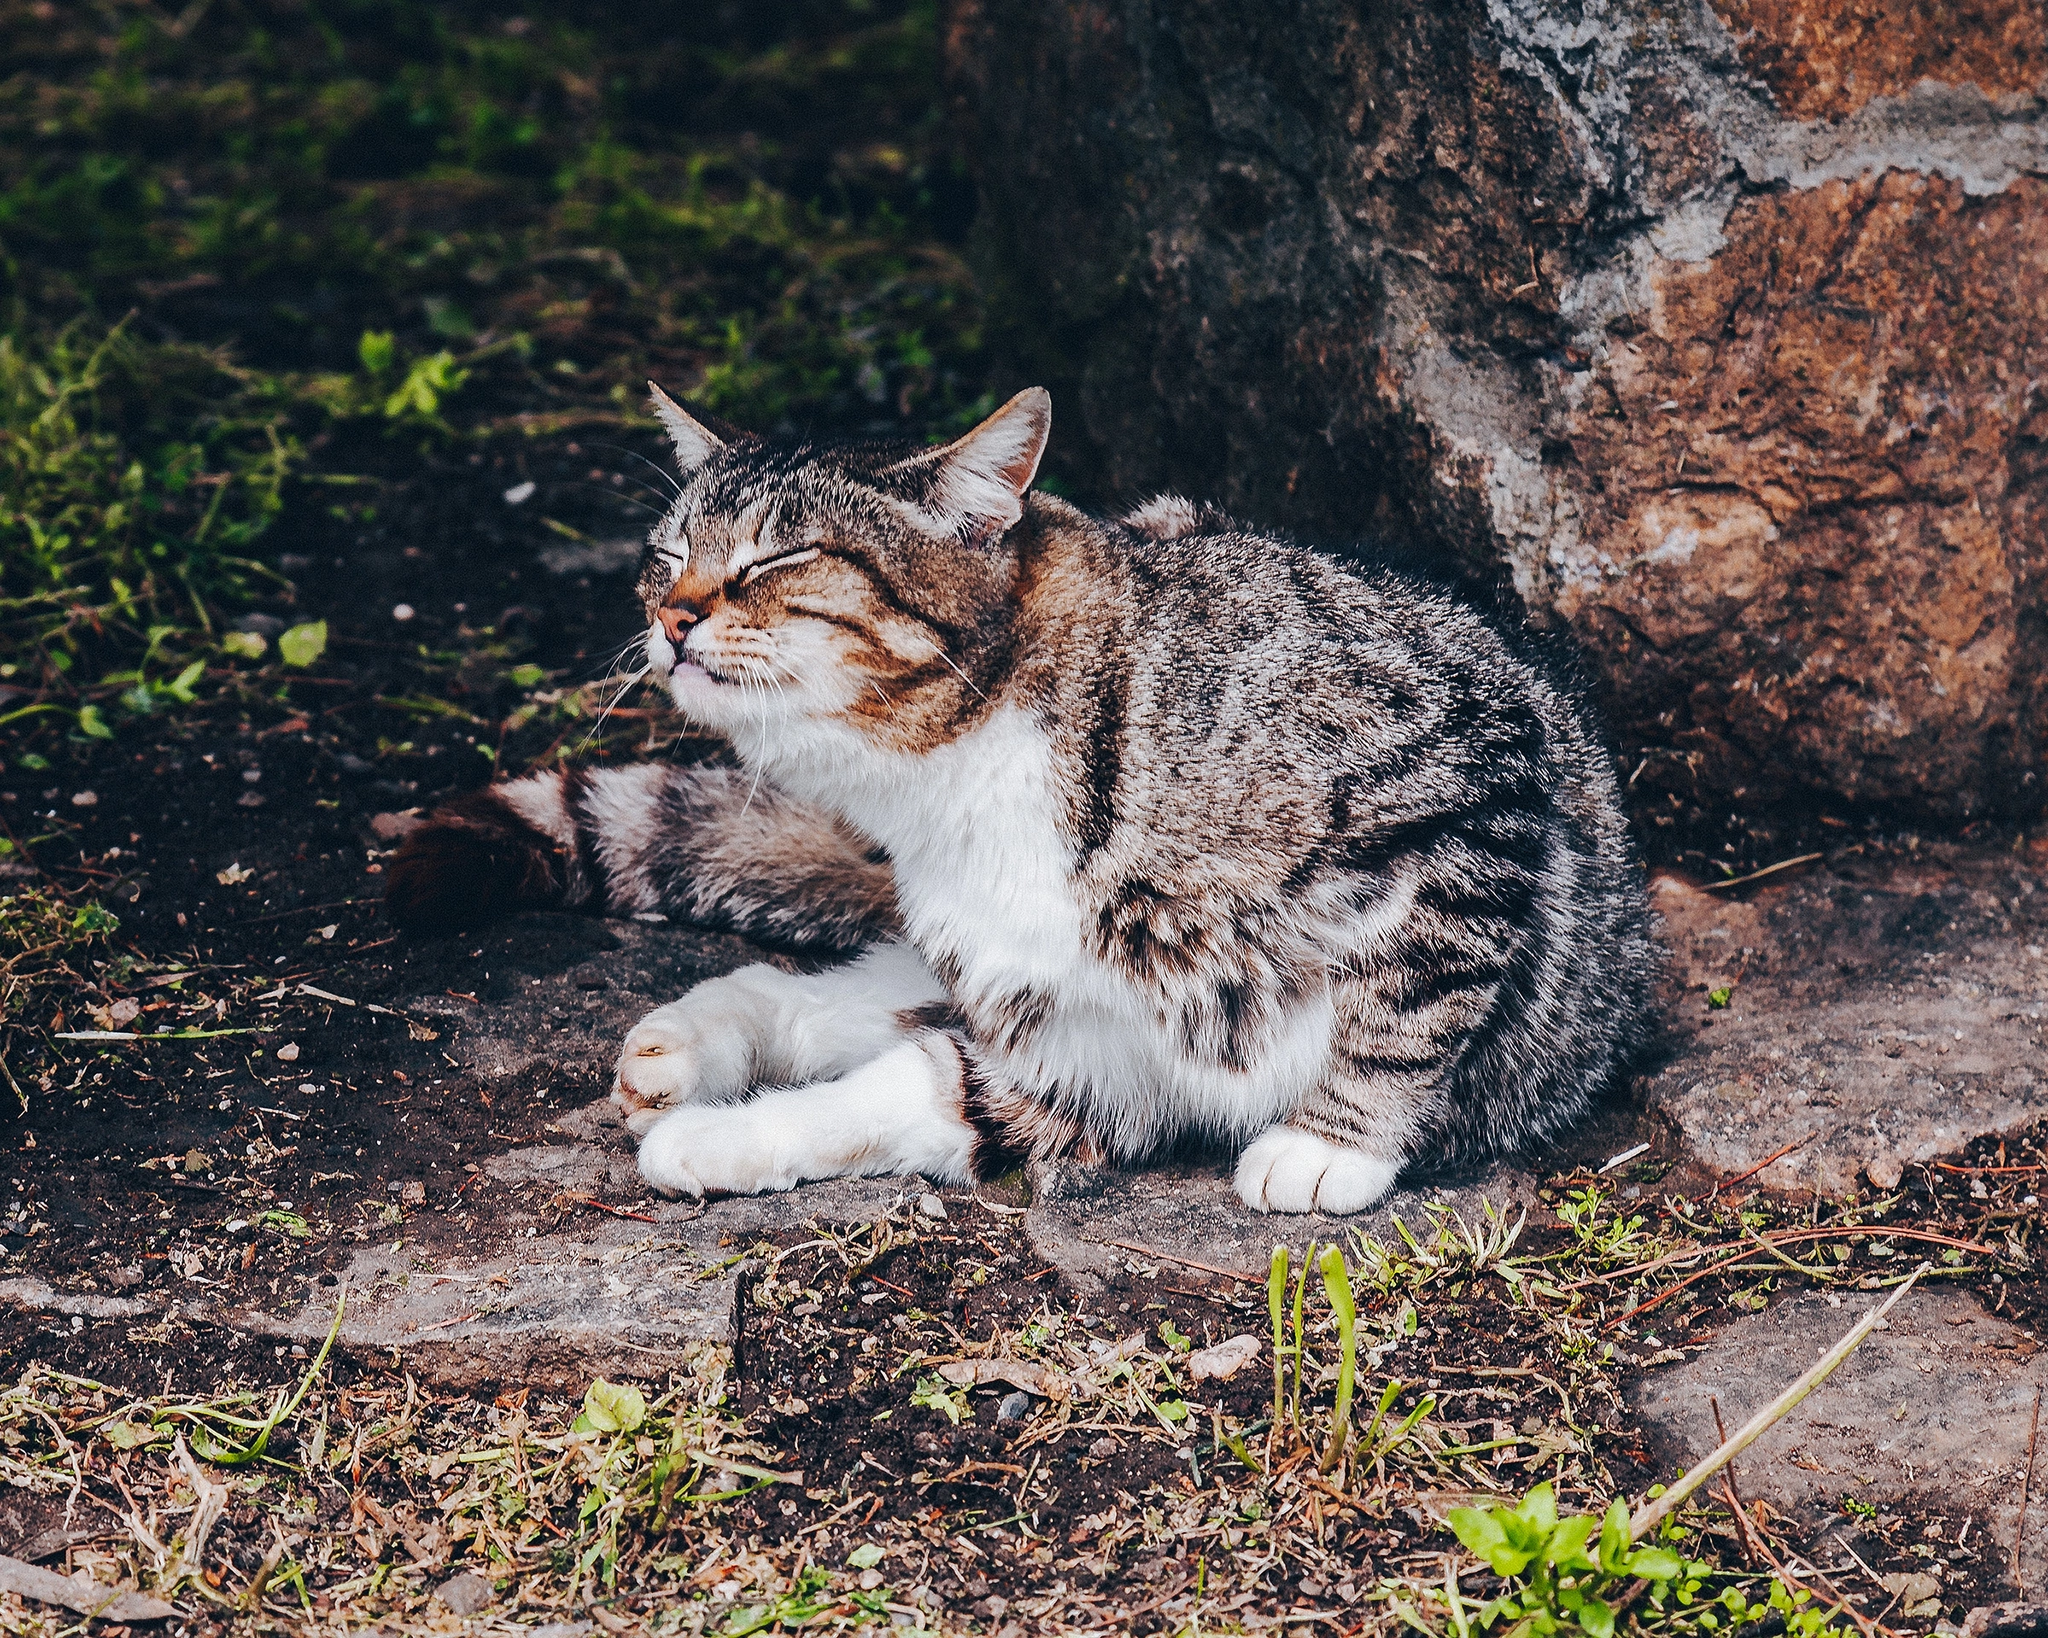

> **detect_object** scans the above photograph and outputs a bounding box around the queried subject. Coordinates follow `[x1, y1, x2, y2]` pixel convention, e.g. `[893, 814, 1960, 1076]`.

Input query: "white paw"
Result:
[635, 1105, 790, 1198]
[610, 995, 752, 1133]
[1234, 1127, 1399, 1214]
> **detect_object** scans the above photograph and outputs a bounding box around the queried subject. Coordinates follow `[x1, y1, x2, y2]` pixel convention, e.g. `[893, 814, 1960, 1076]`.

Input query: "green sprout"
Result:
[1317, 1243, 1358, 1475]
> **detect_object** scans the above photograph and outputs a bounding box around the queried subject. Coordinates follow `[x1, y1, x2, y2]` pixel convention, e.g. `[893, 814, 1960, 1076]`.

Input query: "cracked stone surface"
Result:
[1629, 1286, 2046, 1592]
[1023, 1158, 1547, 1291]
[1645, 848, 2048, 1195]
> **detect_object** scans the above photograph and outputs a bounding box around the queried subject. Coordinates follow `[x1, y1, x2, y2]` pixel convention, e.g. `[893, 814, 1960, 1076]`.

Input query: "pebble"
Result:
[503, 480, 536, 505]
[916, 1192, 947, 1220]
[996, 1390, 1034, 1422]
[70, 791, 96, 807]
[275, 1042, 300, 1062]
[434, 1571, 496, 1616]
[392, 603, 416, 622]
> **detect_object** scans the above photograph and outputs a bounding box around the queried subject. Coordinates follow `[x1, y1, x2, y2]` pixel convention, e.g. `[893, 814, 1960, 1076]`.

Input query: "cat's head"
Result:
[635, 387, 1051, 749]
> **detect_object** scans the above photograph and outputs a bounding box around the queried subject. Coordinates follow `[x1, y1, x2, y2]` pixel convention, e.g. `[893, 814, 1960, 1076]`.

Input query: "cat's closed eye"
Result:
[741, 547, 820, 585]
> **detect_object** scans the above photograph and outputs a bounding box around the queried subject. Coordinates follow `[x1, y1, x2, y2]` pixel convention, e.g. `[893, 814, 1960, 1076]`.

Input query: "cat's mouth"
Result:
[669, 652, 738, 690]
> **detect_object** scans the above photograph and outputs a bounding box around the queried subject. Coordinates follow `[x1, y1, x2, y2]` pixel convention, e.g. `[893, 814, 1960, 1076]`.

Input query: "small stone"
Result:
[1866, 1153, 1904, 1190]
[997, 1390, 1034, 1422]
[1186, 1333, 1262, 1382]
[916, 1192, 947, 1220]
[275, 1042, 300, 1062]
[236, 791, 266, 808]
[183, 1149, 210, 1175]
[434, 1570, 495, 1616]
[70, 791, 97, 807]
[1087, 1435, 1120, 1459]
[107, 998, 140, 1027]
[400, 1180, 427, 1206]
[503, 481, 536, 505]
[369, 810, 423, 842]
[392, 603, 416, 622]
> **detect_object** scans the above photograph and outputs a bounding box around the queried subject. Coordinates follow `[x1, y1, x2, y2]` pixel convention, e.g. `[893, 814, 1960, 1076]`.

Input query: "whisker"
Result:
[557, 477, 667, 520]
[930, 647, 987, 702]
[590, 441, 684, 501]
[576, 664, 652, 751]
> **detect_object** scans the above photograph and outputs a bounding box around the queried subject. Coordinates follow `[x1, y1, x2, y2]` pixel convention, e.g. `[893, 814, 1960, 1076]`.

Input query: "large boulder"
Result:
[944, 0, 2048, 819]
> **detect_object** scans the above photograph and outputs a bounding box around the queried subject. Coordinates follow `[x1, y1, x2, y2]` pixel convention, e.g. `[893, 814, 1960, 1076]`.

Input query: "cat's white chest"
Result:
[851, 709, 1087, 986]
[747, 708, 1322, 1148]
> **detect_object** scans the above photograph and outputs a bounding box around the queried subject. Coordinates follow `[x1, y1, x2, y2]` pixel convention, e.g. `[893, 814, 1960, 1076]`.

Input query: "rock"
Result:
[435, 1570, 497, 1616]
[1963, 1606, 2048, 1638]
[369, 810, 423, 843]
[946, 0, 2048, 817]
[1185, 1334, 1261, 1383]
[996, 1390, 1034, 1421]
[0, 1553, 174, 1623]
[1630, 1285, 2046, 1593]
[1025, 1155, 1543, 1291]
[1640, 845, 2048, 1195]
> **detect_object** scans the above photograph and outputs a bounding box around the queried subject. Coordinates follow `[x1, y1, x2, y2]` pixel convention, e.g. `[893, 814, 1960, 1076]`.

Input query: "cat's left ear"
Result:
[887, 387, 1050, 540]
[648, 382, 727, 475]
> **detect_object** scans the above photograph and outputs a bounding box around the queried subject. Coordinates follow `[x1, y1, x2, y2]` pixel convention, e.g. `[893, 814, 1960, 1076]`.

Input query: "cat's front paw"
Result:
[635, 1106, 790, 1198]
[612, 999, 749, 1134]
[1235, 1128, 1399, 1214]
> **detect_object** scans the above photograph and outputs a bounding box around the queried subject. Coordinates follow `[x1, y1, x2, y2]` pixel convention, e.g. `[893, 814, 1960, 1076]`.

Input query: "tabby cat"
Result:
[387, 387, 1655, 1212]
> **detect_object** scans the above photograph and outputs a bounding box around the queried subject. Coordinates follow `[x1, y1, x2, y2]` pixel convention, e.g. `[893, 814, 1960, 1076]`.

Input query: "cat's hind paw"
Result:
[1235, 1127, 1399, 1215]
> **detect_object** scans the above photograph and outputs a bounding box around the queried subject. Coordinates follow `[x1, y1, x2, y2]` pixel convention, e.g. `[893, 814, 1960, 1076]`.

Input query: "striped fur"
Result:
[390, 387, 1657, 1211]
[385, 763, 898, 953]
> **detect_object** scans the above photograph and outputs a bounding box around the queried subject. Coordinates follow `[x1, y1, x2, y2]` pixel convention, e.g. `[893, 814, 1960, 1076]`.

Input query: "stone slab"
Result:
[1630, 1286, 2045, 1591]
[4, 1089, 908, 1391]
[1024, 1157, 1545, 1290]
[1646, 858, 2048, 1194]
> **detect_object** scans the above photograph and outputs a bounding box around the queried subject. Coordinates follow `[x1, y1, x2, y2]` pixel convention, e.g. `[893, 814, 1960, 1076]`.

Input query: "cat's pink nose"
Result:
[657, 603, 699, 644]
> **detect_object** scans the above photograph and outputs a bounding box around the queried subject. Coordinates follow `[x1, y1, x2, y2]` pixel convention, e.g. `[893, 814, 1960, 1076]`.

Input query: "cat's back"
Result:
[1032, 507, 1594, 818]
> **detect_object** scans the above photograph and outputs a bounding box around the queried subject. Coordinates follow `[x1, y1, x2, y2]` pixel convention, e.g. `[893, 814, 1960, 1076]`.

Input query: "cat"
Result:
[386, 386, 1656, 1213]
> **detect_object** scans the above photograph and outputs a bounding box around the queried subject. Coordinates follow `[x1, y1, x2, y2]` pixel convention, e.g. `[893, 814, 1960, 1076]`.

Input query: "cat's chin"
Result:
[663, 659, 736, 716]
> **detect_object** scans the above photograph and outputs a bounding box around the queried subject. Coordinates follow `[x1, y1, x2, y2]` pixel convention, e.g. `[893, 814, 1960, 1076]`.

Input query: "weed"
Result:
[0, 882, 119, 1105]
[0, 318, 294, 682]
[1441, 1485, 1693, 1638]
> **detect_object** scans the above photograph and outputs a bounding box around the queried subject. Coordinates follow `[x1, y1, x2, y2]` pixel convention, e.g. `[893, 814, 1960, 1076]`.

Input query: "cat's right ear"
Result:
[649, 382, 726, 475]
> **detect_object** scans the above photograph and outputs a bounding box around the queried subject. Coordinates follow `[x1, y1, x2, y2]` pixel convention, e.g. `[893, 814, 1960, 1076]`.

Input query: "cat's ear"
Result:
[648, 382, 727, 475]
[887, 387, 1050, 539]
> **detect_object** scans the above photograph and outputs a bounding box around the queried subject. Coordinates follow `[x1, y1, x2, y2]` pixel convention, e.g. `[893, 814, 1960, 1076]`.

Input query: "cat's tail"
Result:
[383, 763, 901, 952]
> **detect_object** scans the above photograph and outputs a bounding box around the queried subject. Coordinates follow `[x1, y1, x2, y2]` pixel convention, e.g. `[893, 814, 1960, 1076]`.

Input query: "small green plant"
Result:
[1554, 1186, 1654, 1268]
[909, 1373, 971, 1425]
[0, 886, 121, 1106]
[1445, 1485, 1690, 1638]
[1269, 1243, 1290, 1431]
[1317, 1243, 1358, 1474]
[0, 319, 296, 671]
